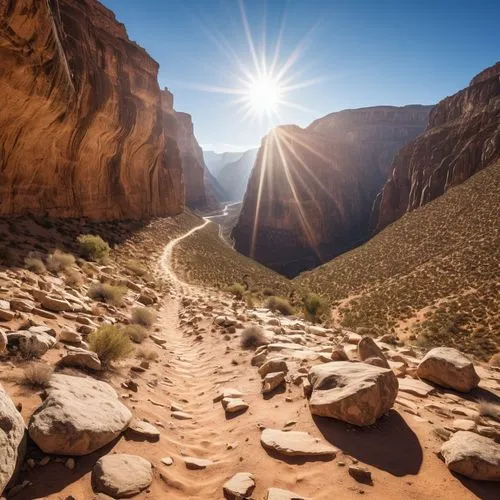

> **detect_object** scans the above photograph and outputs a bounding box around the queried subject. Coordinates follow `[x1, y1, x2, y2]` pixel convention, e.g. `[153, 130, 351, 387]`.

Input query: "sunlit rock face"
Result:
[175, 112, 220, 211]
[372, 62, 500, 232]
[233, 105, 431, 277]
[0, 0, 183, 219]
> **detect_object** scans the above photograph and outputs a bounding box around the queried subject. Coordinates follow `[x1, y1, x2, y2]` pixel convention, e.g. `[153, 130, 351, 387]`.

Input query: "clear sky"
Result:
[101, 0, 499, 152]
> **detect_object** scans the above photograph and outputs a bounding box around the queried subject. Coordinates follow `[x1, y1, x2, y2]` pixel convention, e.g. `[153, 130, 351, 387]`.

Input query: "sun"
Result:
[247, 76, 282, 114]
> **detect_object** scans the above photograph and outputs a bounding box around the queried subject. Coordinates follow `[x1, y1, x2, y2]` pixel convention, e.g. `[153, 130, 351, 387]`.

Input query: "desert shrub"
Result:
[131, 307, 156, 327]
[266, 296, 294, 316]
[262, 288, 275, 297]
[63, 268, 83, 287]
[23, 363, 53, 388]
[123, 324, 148, 344]
[244, 292, 255, 309]
[46, 249, 75, 272]
[135, 346, 159, 361]
[81, 262, 97, 278]
[88, 325, 133, 367]
[24, 256, 46, 274]
[240, 325, 268, 349]
[303, 292, 329, 323]
[125, 260, 148, 277]
[226, 283, 245, 300]
[88, 283, 127, 306]
[477, 399, 500, 421]
[77, 234, 110, 261]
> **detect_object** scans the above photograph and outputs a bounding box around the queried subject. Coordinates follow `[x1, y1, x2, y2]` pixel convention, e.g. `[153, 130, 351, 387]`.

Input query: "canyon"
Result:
[373, 61, 500, 231]
[232, 105, 431, 277]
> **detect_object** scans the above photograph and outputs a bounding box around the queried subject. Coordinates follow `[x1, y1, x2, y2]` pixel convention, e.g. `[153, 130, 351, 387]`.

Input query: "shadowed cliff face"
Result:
[175, 112, 220, 212]
[232, 105, 431, 277]
[0, 0, 183, 219]
[372, 62, 500, 232]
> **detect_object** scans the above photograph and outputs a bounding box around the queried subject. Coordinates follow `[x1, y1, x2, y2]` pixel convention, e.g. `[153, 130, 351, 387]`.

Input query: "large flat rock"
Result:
[260, 428, 337, 458]
[0, 384, 26, 494]
[29, 374, 132, 455]
[308, 361, 398, 426]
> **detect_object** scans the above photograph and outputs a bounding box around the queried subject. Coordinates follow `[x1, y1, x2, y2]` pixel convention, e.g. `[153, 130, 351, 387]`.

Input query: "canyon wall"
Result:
[232, 105, 431, 277]
[0, 0, 183, 219]
[175, 112, 219, 212]
[373, 61, 500, 231]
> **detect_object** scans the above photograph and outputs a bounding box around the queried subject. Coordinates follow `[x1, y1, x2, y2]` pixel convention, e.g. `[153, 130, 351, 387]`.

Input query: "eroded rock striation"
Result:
[233, 105, 431, 276]
[373, 62, 500, 232]
[0, 0, 183, 219]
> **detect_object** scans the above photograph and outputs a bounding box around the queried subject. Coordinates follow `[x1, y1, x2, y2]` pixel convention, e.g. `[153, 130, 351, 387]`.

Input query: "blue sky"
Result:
[101, 0, 499, 152]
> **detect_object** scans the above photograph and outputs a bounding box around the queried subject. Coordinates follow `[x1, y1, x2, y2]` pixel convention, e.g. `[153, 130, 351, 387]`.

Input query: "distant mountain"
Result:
[217, 148, 259, 201]
[204, 168, 230, 203]
[203, 151, 245, 178]
[232, 105, 432, 277]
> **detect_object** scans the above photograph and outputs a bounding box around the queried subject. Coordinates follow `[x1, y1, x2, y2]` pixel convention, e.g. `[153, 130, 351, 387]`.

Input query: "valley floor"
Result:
[0, 214, 499, 499]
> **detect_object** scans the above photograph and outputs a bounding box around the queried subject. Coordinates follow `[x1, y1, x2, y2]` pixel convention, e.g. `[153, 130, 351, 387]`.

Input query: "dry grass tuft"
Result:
[24, 256, 46, 274]
[266, 296, 294, 316]
[123, 324, 148, 344]
[240, 325, 268, 349]
[77, 234, 110, 261]
[23, 363, 53, 388]
[46, 249, 75, 272]
[136, 346, 159, 361]
[226, 283, 245, 299]
[125, 260, 148, 277]
[131, 307, 156, 327]
[303, 292, 328, 323]
[88, 283, 127, 306]
[88, 325, 133, 367]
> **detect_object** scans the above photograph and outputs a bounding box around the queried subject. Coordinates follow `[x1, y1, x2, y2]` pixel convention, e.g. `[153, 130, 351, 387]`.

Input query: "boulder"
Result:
[358, 336, 389, 368]
[0, 384, 26, 494]
[440, 431, 500, 481]
[19, 331, 56, 358]
[29, 325, 56, 337]
[92, 454, 152, 498]
[262, 371, 286, 394]
[260, 428, 337, 458]
[58, 347, 102, 371]
[223, 472, 255, 499]
[308, 361, 398, 426]
[267, 488, 307, 500]
[40, 294, 73, 312]
[258, 358, 289, 378]
[417, 347, 480, 392]
[58, 328, 82, 344]
[29, 374, 132, 455]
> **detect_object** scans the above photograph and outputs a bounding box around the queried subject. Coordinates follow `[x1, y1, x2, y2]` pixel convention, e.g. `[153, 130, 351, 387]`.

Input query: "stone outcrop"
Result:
[28, 374, 132, 455]
[440, 431, 500, 481]
[233, 106, 431, 276]
[0, 384, 26, 494]
[0, 0, 183, 219]
[373, 62, 500, 232]
[175, 111, 219, 211]
[308, 361, 398, 426]
[417, 347, 480, 392]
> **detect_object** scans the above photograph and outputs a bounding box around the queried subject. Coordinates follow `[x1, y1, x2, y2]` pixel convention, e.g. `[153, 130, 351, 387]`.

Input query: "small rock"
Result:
[348, 466, 373, 485]
[223, 472, 255, 499]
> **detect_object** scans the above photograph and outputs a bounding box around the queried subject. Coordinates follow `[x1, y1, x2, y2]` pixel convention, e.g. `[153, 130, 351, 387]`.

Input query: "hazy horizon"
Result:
[101, 0, 499, 152]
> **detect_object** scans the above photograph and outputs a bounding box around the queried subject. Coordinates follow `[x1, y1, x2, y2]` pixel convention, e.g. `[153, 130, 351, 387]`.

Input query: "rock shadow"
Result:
[11, 436, 121, 500]
[262, 383, 286, 400]
[452, 472, 500, 500]
[313, 410, 422, 476]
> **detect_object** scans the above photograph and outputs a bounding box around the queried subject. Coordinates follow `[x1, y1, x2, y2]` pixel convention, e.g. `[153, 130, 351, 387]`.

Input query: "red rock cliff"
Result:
[0, 0, 183, 219]
[373, 62, 500, 232]
[232, 105, 431, 277]
[175, 111, 219, 211]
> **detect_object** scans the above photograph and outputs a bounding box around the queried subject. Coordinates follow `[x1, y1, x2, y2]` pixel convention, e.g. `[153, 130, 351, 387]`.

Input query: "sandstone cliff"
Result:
[0, 0, 183, 219]
[175, 112, 219, 212]
[373, 62, 500, 231]
[232, 105, 431, 276]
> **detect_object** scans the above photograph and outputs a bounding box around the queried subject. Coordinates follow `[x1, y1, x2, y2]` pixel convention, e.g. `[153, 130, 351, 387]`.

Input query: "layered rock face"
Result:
[233, 106, 431, 276]
[0, 0, 183, 219]
[373, 62, 500, 231]
[175, 112, 219, 211]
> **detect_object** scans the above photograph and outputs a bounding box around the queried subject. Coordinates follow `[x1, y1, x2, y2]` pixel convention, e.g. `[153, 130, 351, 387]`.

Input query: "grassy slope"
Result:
[173, 221, 295, 299]
[295, 161, 500, 359]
